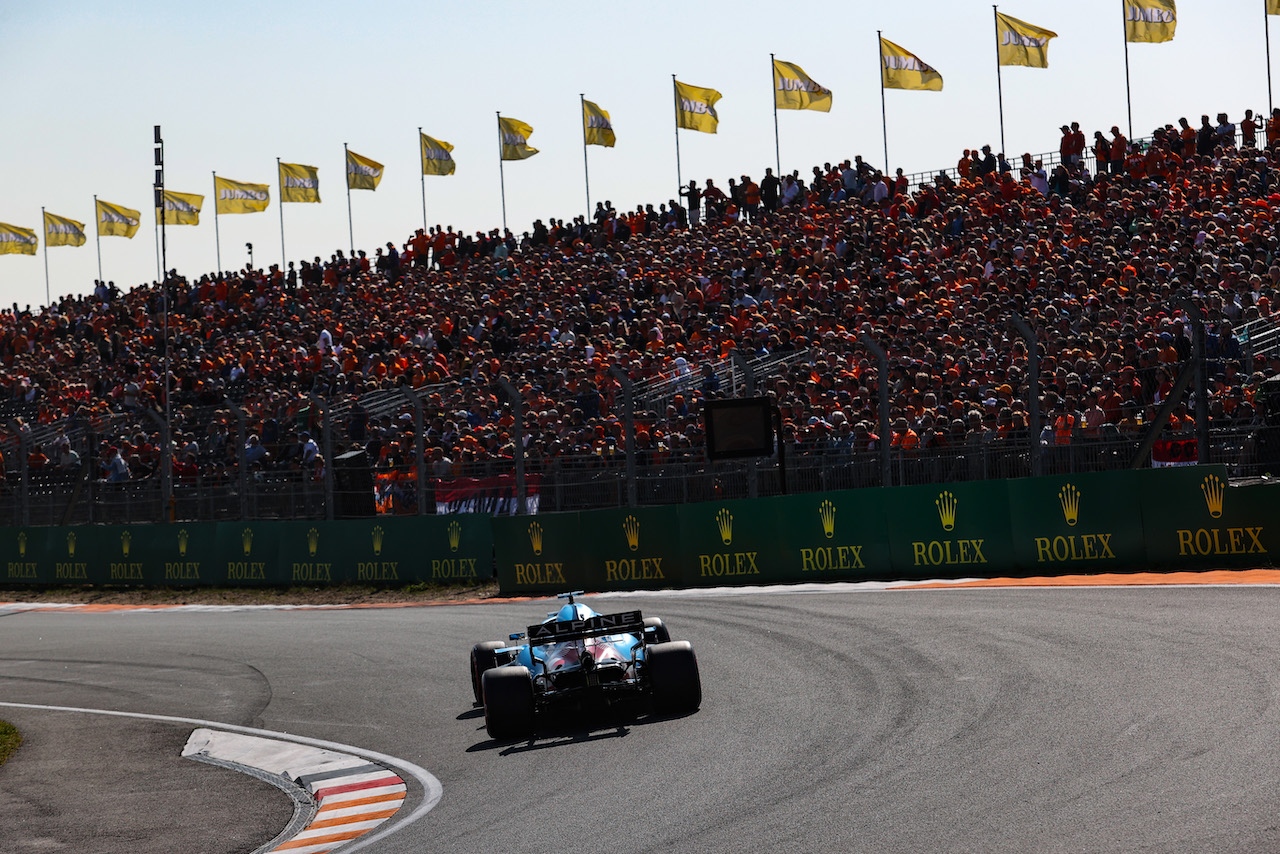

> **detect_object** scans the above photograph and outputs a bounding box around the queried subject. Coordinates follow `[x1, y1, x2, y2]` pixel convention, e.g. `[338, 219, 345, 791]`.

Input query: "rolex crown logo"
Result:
[936, 491, 957, 532]
[623, 515, 640, 552]
[242, 528, 253, 556]
[121, 530, 132, 557]
[307, 527, 319, 557]
[18, 532, 27, 558]
[716, 508, 733, 546]
[372, 524, 385, 556]
[819, 500, 836, 539]
[447, 521, 460, 553]
[178, 529, 189, 557]
[529, 522, 544, 556]
[67, 531, 77, 557]
[1059, 484, 1080, 527]
[1201, 474, 1225, 519]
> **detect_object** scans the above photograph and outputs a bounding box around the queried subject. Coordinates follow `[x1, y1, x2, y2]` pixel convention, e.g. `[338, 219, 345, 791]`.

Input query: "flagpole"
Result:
[418, 127, 428, 231]
[344, 143, 355, 255]
[672, 75, 683, 199]
[1267, 0, 1275, 115]
[993, 6, 1007, 158]
[41, 207, 50, 306]
[93, 195, 104, 283]
[770, 55, 782, 176]
[580, 95, 593, 220]
[1122, 0, 1134, 140]
[277, 158, 287, 272]
[154, 224, 161, 281]
[212, 171, 222, 274]
[497, 113, 508, 232]
[878, 34, 890, 173]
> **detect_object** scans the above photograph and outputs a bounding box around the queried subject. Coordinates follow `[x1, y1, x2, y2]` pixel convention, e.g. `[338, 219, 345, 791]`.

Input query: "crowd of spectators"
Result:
[3, 108, 1280, 490]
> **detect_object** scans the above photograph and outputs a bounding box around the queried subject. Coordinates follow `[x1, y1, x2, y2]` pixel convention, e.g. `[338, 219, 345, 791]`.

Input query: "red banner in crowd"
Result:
[374, 471, 541, 515]
[1152, 439, 1198, 467]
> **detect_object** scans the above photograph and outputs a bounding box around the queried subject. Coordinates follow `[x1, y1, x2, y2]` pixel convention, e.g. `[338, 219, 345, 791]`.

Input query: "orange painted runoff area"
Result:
[898, 568, 1280, 589]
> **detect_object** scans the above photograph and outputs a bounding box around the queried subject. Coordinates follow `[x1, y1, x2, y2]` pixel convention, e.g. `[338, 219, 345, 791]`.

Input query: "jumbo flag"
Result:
[279, 162, 320, 203]
[346, 149, 384, 190]
[1125, 0, 1176, 43]
[674, 80, 721, 133]
[44, 211, 86, 247]
[214, 177, 270, 214]
[582, 100, 616, 147]
[773, 60, 832, 112]
[421, 133, 456, 175]
[156, 190, 203, 225]
[879, 38, 944, 91]
[0, 223, 37, 255]
[996, 13, 1058, 68]
[498, 117, 539, 160]
[95, 199, 141, 238]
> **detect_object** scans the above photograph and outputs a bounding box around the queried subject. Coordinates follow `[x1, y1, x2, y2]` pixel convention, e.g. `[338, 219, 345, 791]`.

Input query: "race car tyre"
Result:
[643, 617, 671, 645]
[482, 666, 535, 740]
[471, 641, 507, 704]
[647, 641, 701, 715]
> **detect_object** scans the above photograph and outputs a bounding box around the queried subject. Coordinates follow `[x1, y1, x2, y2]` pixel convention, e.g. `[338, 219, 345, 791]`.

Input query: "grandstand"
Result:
[3, 113, 1280, 525]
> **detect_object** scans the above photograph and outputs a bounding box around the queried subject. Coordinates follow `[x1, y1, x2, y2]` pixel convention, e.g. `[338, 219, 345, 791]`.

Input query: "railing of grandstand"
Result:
[633, 349, 810, 412]
[1239, 315, 1280, 361]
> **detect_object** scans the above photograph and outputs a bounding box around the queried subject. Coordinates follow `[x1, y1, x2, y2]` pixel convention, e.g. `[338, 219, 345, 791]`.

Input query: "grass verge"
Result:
[0, 720, 21, 767]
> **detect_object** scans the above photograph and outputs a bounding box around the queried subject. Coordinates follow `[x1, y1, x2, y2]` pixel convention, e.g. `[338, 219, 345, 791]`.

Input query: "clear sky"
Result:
[3, 1, 1275, 310]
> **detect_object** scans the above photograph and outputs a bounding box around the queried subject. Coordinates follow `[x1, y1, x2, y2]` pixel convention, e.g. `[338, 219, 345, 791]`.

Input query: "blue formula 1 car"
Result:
[469, 592, 701, 740]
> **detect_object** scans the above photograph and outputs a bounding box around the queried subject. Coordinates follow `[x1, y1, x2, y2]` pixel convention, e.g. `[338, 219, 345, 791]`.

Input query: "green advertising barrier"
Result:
[50, 525, 107, 585]
[104, 522, 219, 586]
[494, 512, 588, 594]
[577, 506, 684, 590]
[678, 496, 791, 586]
[0, 526, 53, 585]
[883, 480, 1016, 580]
[213, 521, 287, 585]
[1138, 465, 1278, 567]
[1008, 470, 1146, 574]
[770, 489, 893, 582]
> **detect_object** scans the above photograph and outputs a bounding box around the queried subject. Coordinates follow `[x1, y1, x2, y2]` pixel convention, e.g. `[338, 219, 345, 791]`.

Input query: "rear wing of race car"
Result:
[527, 610, 645, 644]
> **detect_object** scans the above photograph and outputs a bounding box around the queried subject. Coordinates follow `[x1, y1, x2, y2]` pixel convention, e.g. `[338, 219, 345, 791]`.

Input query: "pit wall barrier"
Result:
[495, 465, 1280, 594]
[0, 515, 493, 588]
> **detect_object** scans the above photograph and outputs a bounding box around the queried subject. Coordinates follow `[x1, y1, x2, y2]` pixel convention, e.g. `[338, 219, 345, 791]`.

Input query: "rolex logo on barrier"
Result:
[819, 500, 836, 539]
[372, 524, 385, 556]
[111, 530, 142, 581]
[121, 530, 132, 557]
[936, 491, 957, 532]
[294, 526, 331, 583]
[447, 521, 461, 553]
[166, 528, 200, 583]
[1176, 472, 1265, 557]
[307, 527, 320, 558]
[228, 526, 266, 581]
[1059, 484, 1080, 527]
[8, 530, 37, 580]
[242, 528, 253, 556]
[1201, 475, 1224, 519]
[529, 522, 544, 556]
[623, 515, 640, 552]
[56, 530, 87, 581]
[716, 508, 733, 546]
[177, 528, 189, 557]
[605, 515, 664, 583]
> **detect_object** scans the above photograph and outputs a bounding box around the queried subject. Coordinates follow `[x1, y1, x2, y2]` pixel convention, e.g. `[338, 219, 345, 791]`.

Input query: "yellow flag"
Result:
[95, 199, 141, 238]
[279, 162, 320, 203]
[996, 12, 1058, 68]
[674, 80, 721, 134]
[773, 60, 832, 112]
[156, 191, 203, 226]
[1271, 0, 1280, 14]
[879, 38, 943, 92]
[0, 223, 37, 255]
[346, 149, 384, 190]
[44, 211, 86, 247]
[214, 176, 270, 214]
[1125, 0, 1176, 43]
[582, 100, 616, 147]
[499, 117, 539, 160]
[421, 133, 456, 176]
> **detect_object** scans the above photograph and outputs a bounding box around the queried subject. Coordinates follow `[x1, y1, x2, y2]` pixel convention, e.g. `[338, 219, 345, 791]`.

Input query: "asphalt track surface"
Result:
[3, 584, 1280, 853]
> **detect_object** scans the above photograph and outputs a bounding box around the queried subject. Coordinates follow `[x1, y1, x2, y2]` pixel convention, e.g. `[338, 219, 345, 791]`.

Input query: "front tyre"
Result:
[482, 665, 535, 740]
[644, 617, 672, 645]
[647, 641, 701, 715]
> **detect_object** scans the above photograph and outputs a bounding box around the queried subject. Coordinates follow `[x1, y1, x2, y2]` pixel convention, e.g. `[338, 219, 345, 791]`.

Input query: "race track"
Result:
[3, 585, 1280, 853]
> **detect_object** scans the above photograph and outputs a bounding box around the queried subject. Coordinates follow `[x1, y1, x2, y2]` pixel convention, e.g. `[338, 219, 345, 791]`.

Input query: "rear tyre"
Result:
[482, 665, 535, 740]
[470, 641, 506, 704]
[647, 641, 701, 715]
[643, 617, 671, 645]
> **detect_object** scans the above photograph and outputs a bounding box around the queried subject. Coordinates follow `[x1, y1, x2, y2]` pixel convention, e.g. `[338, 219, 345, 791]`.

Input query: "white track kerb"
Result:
[0, 701, 442, 853]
